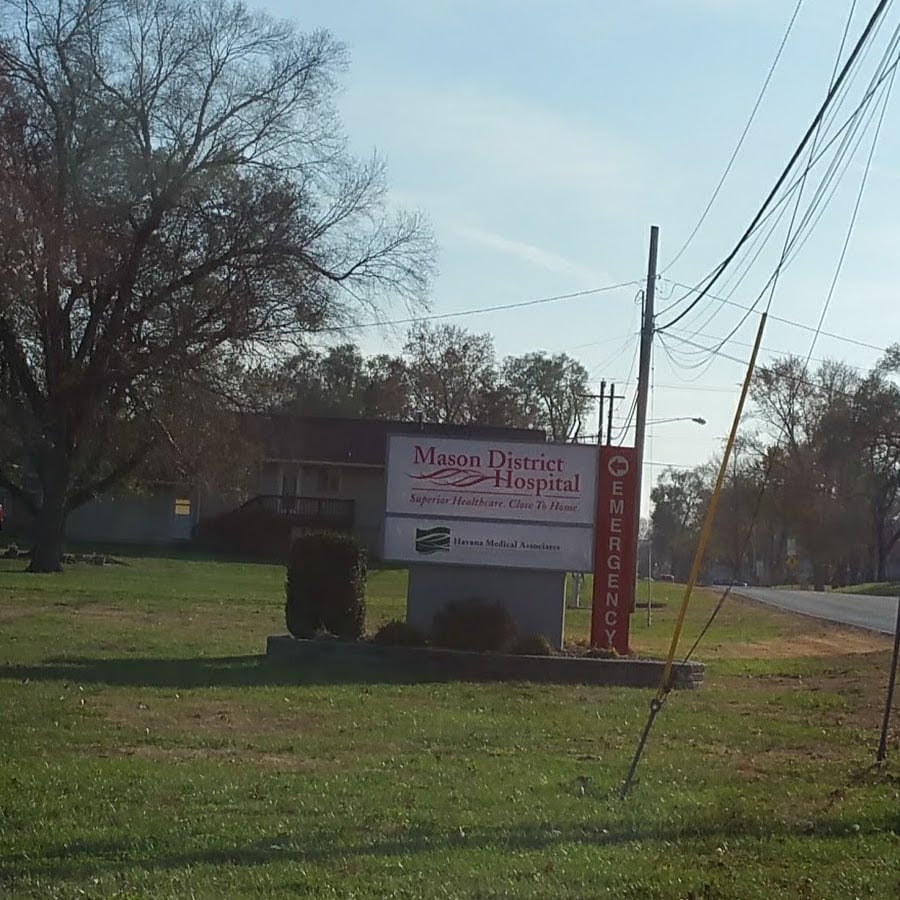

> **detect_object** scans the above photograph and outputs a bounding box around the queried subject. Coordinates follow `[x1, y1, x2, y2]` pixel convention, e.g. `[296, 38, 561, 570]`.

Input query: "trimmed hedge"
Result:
[193, 504, 293, 561]
[285, 530, 367, 640]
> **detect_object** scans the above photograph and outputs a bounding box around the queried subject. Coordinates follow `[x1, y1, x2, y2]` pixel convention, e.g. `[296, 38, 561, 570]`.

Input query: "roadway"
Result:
[732, 587, 900, 635]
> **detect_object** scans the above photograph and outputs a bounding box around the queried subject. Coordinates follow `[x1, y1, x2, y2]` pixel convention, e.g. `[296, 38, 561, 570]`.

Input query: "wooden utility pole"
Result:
[632, 225, 659, 610]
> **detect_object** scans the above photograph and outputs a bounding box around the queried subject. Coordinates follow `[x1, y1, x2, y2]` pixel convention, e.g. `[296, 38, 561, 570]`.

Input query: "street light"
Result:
[648, 416, 706, 426]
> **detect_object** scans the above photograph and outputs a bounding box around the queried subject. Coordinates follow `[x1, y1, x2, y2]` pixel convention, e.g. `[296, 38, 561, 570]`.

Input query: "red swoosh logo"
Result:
[409, 467, 494, 489]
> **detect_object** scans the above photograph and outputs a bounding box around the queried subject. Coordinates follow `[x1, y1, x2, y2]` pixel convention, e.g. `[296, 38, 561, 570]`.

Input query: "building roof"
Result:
[242, 414, 547, 467]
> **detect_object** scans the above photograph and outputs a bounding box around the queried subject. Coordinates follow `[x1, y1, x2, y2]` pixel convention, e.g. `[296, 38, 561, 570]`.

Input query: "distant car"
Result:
[712, 579, 748, 588]
[657, 573, 675, 583]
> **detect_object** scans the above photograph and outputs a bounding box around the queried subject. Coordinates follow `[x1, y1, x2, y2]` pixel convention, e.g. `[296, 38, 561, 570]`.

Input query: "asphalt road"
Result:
[733, 587, 900, 635]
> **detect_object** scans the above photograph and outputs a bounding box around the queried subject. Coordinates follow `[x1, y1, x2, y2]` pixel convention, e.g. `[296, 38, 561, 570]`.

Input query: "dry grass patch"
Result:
[98, 744, 338, 773]
[698, 595, 893, 659]
[94, 692, 334, 742]
[722, 630, 892, 659]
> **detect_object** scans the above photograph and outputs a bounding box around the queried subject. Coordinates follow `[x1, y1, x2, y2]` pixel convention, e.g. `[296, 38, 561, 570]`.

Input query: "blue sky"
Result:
[257, 0, 900, 513]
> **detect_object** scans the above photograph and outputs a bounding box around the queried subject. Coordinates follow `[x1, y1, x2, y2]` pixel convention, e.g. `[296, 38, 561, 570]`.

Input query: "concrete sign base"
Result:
[406, 564, 567, 649]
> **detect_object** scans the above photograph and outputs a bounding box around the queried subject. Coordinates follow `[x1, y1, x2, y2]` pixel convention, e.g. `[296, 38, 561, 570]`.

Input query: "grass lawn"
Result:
[1, 554, 899, 898]
[839, 582, 900, 598]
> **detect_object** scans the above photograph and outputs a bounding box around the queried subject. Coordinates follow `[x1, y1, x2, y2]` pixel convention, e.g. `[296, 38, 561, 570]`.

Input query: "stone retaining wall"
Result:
[266, 635, 704, 689]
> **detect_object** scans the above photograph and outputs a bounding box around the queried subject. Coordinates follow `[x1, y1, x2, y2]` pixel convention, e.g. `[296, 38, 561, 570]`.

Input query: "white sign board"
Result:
[383, 434, 598, 571]
[385, 435, 597, 525]
[383, 516, 593, 572]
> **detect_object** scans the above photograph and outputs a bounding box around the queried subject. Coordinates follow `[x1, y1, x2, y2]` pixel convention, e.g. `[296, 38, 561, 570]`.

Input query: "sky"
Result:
[256, 0, 900, 516]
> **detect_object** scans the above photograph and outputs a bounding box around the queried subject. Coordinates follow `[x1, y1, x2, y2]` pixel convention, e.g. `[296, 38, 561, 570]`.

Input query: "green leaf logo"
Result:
[415, 526, 451, 554]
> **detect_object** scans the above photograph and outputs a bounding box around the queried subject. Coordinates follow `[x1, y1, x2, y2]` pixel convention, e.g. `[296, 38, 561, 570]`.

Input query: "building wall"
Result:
[256, 461, 386, 556]
[65, 487, 197, 545]
[298, 464, 385, 556]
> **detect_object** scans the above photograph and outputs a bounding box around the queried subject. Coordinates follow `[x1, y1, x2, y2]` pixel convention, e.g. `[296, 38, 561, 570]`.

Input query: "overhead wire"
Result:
[658, 39, 897, 378]
[658, 44, 899, 377]
[669, 24, 898, 678]
[657, 0, 894, 333]
[319, 279, 642, 333]
[659, 16, 896, 334]
[661, 280, 889, 354]
[660, 1, 893, 334]
[805, 54, 897, 364]
[667, 31, 900, 358]
[660, 327, 885, 387]
[662, 0, 806, 272]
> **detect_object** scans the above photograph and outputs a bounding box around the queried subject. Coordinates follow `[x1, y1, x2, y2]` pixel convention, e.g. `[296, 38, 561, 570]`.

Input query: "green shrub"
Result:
[285, 530, 367, 640]
[371, 619, 428, 647]
[585, 647, 620, 660]
[193, 503, 294, 561]
[512, 633, 554, 656]
[431, 598, 517, 653]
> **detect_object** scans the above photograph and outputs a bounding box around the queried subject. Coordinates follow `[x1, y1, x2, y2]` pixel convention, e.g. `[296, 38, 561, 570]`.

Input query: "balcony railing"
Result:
[244, 494, 355, 528]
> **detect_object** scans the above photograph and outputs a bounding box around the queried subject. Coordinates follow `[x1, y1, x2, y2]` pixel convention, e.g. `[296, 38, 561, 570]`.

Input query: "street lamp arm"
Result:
[648, 416, 706, 426]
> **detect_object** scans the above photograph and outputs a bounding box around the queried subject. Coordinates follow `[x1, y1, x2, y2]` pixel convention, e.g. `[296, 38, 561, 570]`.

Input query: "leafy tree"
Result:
[0, 0, 432, 570]
[705, 438, 762, 583]
[362, 353, 411, 420]
[501, 352, 592, 441]
[242, 344, 411, 419]
[846, 363, 900, 581]
[736, 354, 900, 585]
[650, 466, 711, 581]
[403, 322, 498, 424]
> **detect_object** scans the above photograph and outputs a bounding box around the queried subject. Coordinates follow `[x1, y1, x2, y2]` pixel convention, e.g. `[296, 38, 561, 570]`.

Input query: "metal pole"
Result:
[876, 596, 900, 763]
[598, 381, 606, 446]
[606, 382, 615, 446]
[632, 225, 658, 612]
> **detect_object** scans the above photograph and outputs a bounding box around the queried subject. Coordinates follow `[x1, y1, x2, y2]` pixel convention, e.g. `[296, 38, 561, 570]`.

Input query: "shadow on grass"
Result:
[0, 654, 450, 688]
[5, 811, 900, 885]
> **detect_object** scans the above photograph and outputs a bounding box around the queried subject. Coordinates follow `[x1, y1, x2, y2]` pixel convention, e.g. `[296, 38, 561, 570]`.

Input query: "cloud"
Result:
[455, 226, 606, 283]
[366, 80, 655, 215]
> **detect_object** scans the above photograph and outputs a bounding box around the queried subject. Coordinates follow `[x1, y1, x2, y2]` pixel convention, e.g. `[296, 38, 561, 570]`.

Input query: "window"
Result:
[281, 469, 299, 497]
[317, 466, 341, 495]
[174, 498, 191, 516]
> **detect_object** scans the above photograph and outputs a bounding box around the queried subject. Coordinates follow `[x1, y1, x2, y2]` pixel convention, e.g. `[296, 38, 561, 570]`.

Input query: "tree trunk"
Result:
[28, 483, 67, 573]
[812, 561, 826, 593]
[876, 542, 887, 584]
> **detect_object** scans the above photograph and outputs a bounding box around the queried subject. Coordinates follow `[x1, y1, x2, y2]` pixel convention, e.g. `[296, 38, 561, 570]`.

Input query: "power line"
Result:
[662, 0, 806, 272]
[661, 280, 889, 354]
[658, 47, 900, 379]
[677, 56, 897, 664]
[658, 12, 899, 338]
[662, 38, 900, 348]
[655, 47, 894, 334]
[658, 0, 893, 332]
[662, 326, 878, 374]
[660, 329, 887, 405]
[805, 55, 897, 364]
[320, 280, 641, 333]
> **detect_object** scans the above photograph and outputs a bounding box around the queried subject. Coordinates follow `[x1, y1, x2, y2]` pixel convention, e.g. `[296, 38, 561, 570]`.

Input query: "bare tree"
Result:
[0, 0, 433, 570]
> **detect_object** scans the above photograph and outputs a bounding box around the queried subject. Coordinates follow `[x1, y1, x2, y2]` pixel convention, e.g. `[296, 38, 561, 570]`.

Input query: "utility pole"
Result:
[605, 382, 625, 445]
[606, 382, 615, 446]
[632, 225, 659, 606]
[597, 380, 606, 445]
